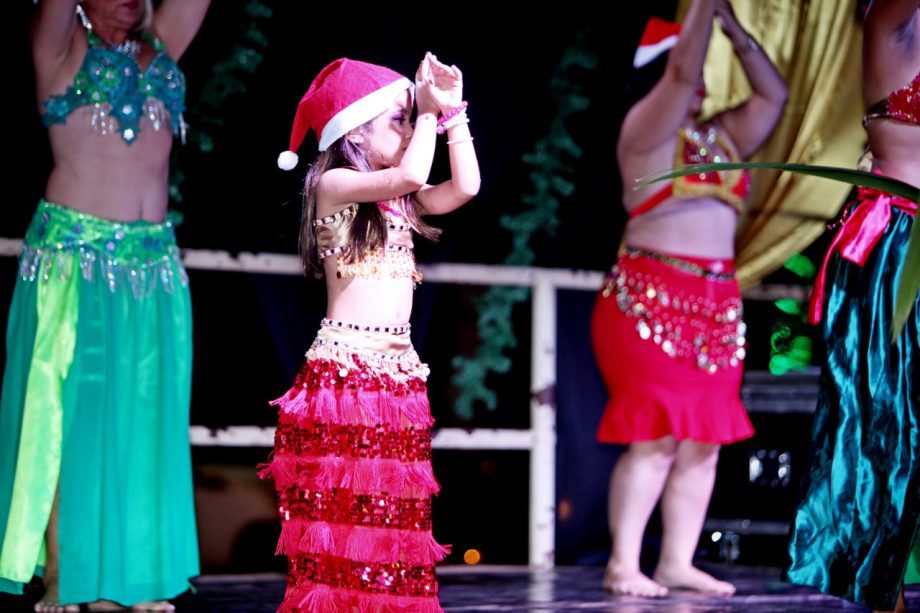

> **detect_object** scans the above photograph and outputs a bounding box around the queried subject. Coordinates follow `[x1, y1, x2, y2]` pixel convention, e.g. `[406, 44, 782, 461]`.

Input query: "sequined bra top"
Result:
[864, 70, 920, 127]
[628, 125, 752, 220]
[314, 202, 422, 283]
[41, 29, 186, 144]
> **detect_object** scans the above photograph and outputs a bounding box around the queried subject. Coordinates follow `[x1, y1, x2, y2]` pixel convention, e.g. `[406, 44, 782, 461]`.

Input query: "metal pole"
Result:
[529, 279, 557, 569]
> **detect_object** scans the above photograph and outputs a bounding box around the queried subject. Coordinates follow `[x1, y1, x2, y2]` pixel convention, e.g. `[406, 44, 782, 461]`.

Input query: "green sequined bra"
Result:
[41, 28, 186, 144]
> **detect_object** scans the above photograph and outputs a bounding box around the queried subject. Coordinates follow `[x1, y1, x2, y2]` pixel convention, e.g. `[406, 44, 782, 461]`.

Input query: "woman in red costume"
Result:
[592, 0, 787, 597]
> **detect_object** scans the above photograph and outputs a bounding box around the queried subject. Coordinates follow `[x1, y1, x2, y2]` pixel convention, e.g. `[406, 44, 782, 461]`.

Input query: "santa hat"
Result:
[277, 58, 413, 170]
[633, 17, 681, 69]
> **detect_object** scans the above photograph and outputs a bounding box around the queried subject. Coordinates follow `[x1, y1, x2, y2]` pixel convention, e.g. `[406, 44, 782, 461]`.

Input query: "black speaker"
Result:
[703, 370, 819, 565]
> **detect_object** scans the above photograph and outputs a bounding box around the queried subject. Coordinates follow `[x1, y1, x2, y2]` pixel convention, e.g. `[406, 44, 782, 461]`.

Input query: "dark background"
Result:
[2, 0, 822, 572]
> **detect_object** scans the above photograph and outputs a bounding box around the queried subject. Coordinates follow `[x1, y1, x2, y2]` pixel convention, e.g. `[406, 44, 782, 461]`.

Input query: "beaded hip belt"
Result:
[602, 251, 746, 373]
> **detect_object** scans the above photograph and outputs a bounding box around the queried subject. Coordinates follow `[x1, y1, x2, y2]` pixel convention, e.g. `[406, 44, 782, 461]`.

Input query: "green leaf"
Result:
[639, 161, 919, 339]
[769, 355, 792, 376]
[245, 23, 269, 47]
[170, 2, 271, 205]
[769, 325, 791, 352]
[637, 162, 919, 202]
[197, 133, 214, 153]
[893, 219, 920, 339]
[244, 0, 272, 18]
[774, 299, 801, 316]
[790, 336, 813, 351]
[451, 32, 596, 418]
[784, 253, 817, 279]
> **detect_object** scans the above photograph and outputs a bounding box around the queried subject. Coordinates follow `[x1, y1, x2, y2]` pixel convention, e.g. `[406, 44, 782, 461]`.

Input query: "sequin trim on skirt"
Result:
[262, 321, 446, 612]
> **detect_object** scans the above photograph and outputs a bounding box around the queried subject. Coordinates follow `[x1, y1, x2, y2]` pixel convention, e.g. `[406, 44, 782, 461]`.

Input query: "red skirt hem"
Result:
[592, 250, 753, 445]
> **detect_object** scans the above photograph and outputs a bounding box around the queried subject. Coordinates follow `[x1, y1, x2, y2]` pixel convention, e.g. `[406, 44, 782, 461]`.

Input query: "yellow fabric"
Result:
[678, 0, 865, 288]
[0, 275, 76, 580]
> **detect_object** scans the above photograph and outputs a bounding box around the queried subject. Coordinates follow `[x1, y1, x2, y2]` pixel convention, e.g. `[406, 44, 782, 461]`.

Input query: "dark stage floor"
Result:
[172, 565, 920, 612]
[3, 565, 918, 611]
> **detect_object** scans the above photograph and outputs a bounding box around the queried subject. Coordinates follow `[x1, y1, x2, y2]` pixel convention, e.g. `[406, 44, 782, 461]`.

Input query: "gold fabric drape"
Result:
[678, 0, 865, 288]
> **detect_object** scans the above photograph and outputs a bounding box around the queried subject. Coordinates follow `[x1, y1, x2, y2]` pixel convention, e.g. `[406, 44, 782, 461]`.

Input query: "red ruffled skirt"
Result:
[262, 319, 446, 612]
[592, 247, 754, 445]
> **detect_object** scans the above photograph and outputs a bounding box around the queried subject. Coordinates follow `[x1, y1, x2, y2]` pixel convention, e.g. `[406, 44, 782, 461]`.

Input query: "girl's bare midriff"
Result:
[323, 259, 415, 325]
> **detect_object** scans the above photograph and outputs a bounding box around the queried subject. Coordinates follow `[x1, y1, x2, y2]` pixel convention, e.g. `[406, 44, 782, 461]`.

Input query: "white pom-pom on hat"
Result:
[277, 150, 299, 171]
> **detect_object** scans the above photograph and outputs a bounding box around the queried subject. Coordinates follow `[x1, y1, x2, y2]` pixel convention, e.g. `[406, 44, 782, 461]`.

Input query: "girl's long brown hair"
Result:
[300, 126, 441, 277]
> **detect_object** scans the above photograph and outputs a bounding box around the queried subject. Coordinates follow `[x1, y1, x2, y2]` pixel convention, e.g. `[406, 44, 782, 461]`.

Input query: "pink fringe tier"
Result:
[261, 322, 447, 612]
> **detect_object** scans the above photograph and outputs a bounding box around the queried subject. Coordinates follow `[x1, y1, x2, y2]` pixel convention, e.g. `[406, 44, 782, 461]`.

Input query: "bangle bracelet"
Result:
[437, 101, 468, 134]
[439, 101, 468, 122]
[439, 114, 469, 133]
[446, 136, 474, 145]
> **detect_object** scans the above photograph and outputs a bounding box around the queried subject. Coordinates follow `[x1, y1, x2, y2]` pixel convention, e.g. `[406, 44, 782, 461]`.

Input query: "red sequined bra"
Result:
[629, 125, 752, 220]
[864, 70, 920, 126]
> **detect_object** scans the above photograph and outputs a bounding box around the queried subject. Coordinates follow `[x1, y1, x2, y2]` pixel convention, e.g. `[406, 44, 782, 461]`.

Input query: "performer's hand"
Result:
[425, 52, 464, 116]
[715, 0, 744, 39]
[414, 56, 438, 117]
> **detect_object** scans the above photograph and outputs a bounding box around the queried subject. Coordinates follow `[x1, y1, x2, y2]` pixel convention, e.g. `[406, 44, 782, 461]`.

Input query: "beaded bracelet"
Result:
[437, 101, 468, 134]
[439, 113, 469, 133]
[446, 136, 474, 145]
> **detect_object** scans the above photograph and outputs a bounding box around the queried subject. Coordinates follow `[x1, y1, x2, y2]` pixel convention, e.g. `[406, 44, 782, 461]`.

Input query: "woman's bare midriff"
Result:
[43, 108, 173, 223]
[867, 121, 920, 188]
[623, 195, 740, 260]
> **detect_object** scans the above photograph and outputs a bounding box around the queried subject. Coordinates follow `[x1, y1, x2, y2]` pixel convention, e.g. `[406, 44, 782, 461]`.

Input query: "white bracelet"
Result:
[441, 113, 469, 132]
[446, 136, 474, 145]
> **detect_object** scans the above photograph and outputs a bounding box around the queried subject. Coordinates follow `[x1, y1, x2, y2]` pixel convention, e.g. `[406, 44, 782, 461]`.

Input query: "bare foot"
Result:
[33, 603, 80, 613]
[603, 565, 668, 598]
[653, 564, 736, 596]
[37, 493, 78, 612]
[34, 585, 80, 612]
[131, 602, 175, 612]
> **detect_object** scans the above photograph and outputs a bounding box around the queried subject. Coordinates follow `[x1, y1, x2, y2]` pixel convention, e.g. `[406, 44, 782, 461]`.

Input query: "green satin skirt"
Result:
[787, 203, 919, 610]
[0, 200, 199, 605]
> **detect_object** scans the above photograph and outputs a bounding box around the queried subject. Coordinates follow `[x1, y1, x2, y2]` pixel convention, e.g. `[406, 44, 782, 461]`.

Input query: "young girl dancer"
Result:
[263, 53, 480, 611]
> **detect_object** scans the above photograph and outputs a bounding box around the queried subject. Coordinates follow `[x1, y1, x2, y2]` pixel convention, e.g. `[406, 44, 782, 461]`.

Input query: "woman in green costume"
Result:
[0, 0, 209, 610]
[787, 1, 919, 611]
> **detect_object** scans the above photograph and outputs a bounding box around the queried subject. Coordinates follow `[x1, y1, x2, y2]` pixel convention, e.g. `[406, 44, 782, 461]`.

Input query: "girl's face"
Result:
[363, 90, 414, 169]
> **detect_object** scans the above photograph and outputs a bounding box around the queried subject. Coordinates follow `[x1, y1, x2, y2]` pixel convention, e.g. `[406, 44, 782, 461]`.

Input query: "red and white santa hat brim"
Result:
[278, 58, 412, 170]
[634, 17, 682, 69]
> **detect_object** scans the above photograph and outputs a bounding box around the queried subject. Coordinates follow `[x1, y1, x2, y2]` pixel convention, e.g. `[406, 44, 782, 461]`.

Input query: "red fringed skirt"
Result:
[591, 247, 754, 445]
[262, 319, 447, 612]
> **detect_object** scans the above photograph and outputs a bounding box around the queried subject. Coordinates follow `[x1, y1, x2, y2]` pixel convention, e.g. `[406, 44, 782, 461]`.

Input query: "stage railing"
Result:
[0, 237, 808, 570]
